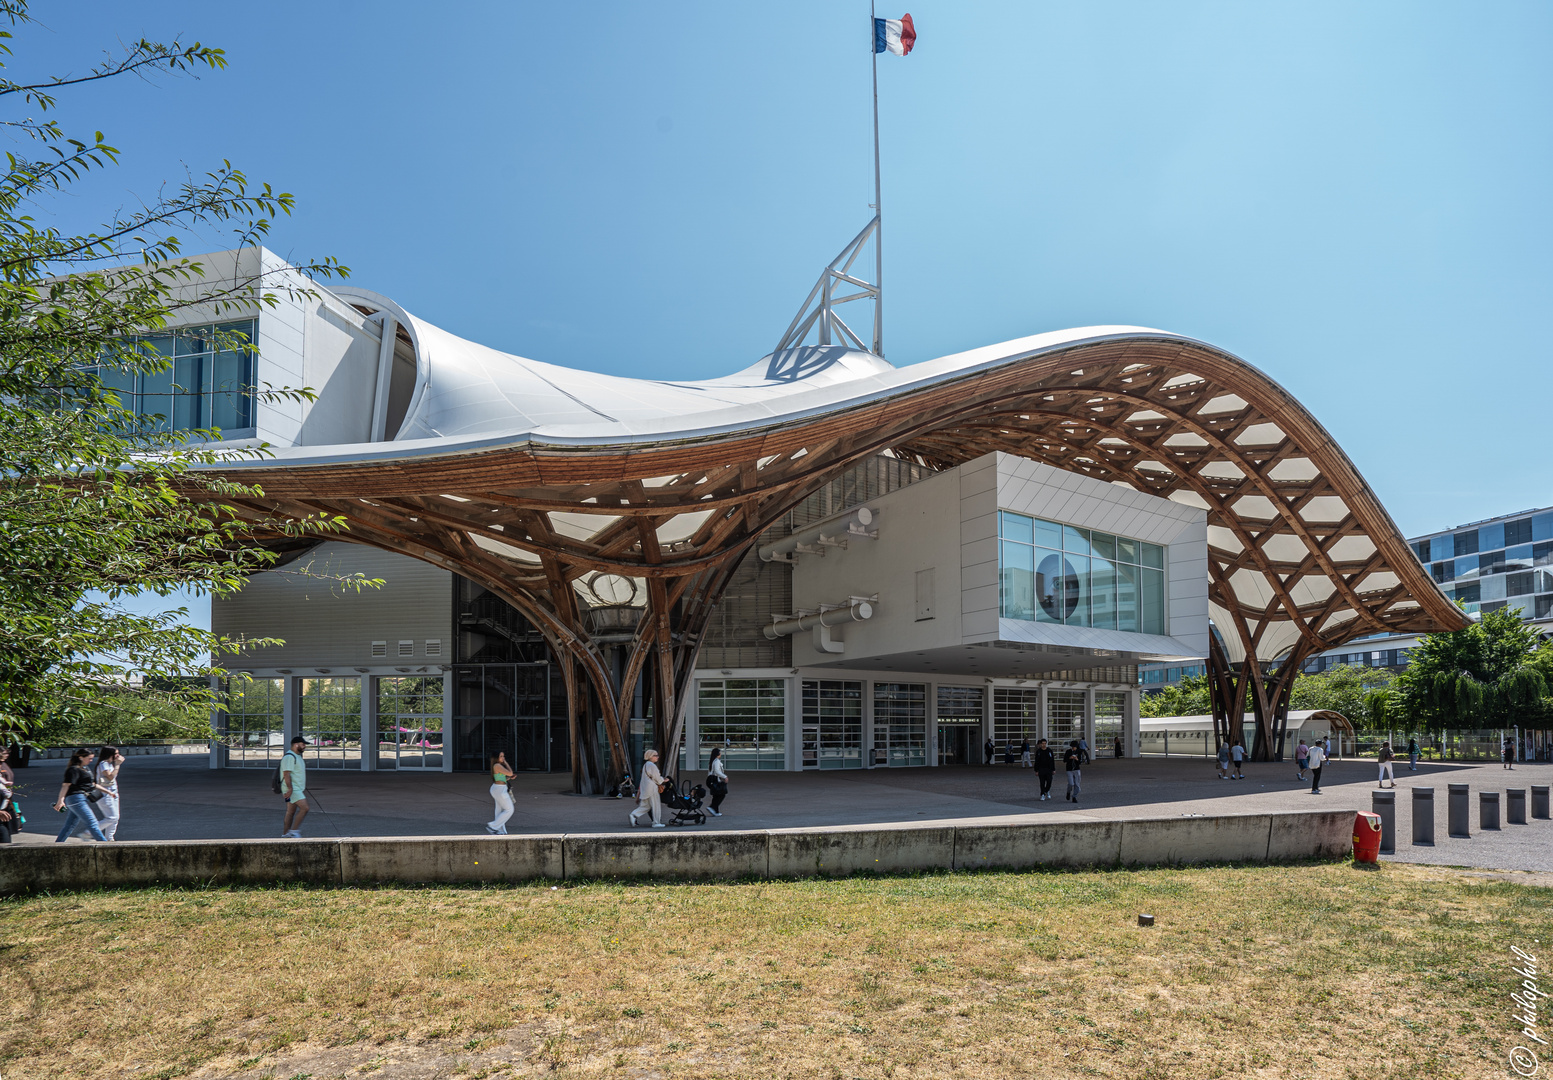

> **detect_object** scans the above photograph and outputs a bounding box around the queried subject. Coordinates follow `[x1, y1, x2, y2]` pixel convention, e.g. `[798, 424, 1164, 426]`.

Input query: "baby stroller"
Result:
[659, 775, 707, 826]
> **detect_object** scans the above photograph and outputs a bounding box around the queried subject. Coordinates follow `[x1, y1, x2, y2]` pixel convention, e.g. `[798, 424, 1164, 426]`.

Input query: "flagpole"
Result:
[870, 0, 884, 357]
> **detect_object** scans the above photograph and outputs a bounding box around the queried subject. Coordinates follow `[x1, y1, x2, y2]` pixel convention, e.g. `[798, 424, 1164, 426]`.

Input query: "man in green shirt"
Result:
[281, 735, 310, 837]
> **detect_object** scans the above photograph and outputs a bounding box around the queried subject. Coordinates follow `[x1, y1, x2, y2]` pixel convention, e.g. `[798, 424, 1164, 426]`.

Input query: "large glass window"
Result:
[801, 680, 862, 769]
[999, 511, 1165, 634]
[1454, 530, 1479, 557]
[92, 319, 257, 433]
[1094, 692, 1126, 756]
[873, 682, 926, 767]
[991, 687, 1041, 763]
[1046, 690, 1086, 746]
[1506, 518, 1533, 547]
[1479, 522, 1505, 552]
[698, 679, 786, 770]
[222, 677, 285, 768]
[377, 676, 444, 770]
[298, 677, 362, 769]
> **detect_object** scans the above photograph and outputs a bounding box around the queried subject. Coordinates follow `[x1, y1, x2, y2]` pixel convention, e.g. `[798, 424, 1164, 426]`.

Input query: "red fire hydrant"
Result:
[1353, 811, 1382, 864]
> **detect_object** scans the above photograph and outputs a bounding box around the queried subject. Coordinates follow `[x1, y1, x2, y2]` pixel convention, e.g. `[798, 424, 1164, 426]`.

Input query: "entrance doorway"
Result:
[937, 723, 976, 765]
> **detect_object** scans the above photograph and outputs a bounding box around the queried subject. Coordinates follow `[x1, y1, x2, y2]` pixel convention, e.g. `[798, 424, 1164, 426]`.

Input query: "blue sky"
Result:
[31, 1, 1553, 625]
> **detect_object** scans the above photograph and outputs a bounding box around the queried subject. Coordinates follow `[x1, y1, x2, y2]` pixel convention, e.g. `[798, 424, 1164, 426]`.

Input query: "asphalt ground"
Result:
[9, 751, 1550, 873]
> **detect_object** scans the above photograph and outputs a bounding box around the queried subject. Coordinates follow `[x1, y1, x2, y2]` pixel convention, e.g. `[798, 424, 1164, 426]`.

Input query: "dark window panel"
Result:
[1508, 572, 1535, 597]
[1479, 522, 1505, 552]
[1455, 530, 1479, 557]
[1506, 518, 1533, 547]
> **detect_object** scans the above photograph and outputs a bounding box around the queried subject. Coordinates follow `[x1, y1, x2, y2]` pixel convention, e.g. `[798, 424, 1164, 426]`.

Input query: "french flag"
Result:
[873, 13, 916, 56]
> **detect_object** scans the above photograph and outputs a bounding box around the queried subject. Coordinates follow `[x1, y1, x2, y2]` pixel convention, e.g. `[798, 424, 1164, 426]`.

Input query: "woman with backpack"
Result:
[53, 748, 111, 843]
[705, 746, 729, 817]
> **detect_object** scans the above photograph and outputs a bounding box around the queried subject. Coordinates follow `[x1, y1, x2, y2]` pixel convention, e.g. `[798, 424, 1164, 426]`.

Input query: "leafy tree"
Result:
[0, 2, 363, 749]
[1288, 665, 1395, 730]
[1394, 607, 1548, 731]
[1140, 673, 1211, 718]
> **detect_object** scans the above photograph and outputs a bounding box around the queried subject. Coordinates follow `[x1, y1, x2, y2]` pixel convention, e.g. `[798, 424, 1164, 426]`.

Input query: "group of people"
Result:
[1024, 738, 1086, 803]
[47, 745, 126, 843]
[1215, 739, 1247, 780]
[987, 735, 1124, 768]
[480, 745, 734, 834]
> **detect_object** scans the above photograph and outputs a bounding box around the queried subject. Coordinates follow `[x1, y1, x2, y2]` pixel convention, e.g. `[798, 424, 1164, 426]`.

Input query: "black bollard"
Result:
[1507, 789, 1527, 825]
[1412, 787, 1435, 845]
[1533, 785, 1550, 820]
[1448, 783, 1471, 838]
[1372, 789, 1396, 855]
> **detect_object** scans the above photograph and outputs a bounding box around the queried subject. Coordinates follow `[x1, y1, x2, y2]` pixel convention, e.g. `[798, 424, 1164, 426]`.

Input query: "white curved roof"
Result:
[283, 286, 1183, 463]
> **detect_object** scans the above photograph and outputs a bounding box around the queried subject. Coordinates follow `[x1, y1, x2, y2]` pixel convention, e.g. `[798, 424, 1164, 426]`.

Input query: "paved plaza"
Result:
[8, 751, 1550, 874]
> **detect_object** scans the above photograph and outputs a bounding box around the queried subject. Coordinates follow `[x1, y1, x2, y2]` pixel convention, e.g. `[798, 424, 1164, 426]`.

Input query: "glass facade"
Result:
[698, 679, 787, 770]
[376, 676, 444, 770]
[998, 511, 1166, 634]
[93, 319, 257, 433]
[1413, 510, 1553, 617]
[298, 677, 363, 769]
[800, 679, 864, 769]
[222, 677, 285, 768]
[991, 687, 1040, 759]
[1046, 689, 1085, 745]
[873, 682, 927, 767]
[1094, 692, 1126, 754]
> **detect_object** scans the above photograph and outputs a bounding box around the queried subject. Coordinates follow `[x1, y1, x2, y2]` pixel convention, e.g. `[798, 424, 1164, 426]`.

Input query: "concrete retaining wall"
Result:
[0, 810, 1357, 895]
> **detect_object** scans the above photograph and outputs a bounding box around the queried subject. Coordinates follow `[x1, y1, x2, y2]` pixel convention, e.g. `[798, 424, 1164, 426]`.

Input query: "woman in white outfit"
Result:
[486, 751, 515, 834]
[94, 745, 124, 841]
[629, 749, 667, 828]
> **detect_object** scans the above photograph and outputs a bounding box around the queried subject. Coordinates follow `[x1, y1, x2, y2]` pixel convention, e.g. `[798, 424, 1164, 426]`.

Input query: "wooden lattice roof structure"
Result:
[203, 311, 1467, 779]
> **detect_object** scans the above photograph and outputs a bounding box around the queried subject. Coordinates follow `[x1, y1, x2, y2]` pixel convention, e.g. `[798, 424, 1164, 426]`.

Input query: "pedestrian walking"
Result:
[0, 761, 14, 843]
[1295, 739, 1309, 780]
[1020, 738, 1032, 768]
[984, 737, 995, 766]
[706, 746, 729, 816]
[1230, 739, 1245, 779]
[1034, 738, 1056, 800]
[486, 751, 515, 834]
[280, 736, 310, 838]
[0, 742, 13, 794]
[53, 748, 110, 843]
[1307, 739, 1327, 795]
[1005, 738, 1015, 766]
[1407, 737, 1419, 771]
[1078, 737, 1090, 765]
[1113, 735, 1124, 759]
[1503, 738, 1516, 770]
[1376, 742, 1396, 788]
[93, 745, 124, 841]
[1321, 736, 1332, 762]
[1216, 739, 1230, 780]
[628, 749, 668, 828]
[1063, 741, 1082, 803]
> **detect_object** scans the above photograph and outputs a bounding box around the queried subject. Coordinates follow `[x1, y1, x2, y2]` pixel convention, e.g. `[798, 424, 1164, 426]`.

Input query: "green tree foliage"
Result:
[1139, 673, 1211, 718]
[1288, 665, 1395, 729]
[0, 2, 365, 746]
[1394, 607, 1549, 731]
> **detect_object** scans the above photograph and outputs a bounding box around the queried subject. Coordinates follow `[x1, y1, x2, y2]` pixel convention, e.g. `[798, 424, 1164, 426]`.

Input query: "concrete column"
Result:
[208, 673, 226, 770]
[1035, 684, 1047, 743]
[927, 681, 939, 768]
[440, 671, 454, 773]
[1125, 688, 1141, 759]
[863, 680, 876, 768]
[1083, 687, 1096, 753]
[283, 675, 298, 747]
[361, 675, 375, 772]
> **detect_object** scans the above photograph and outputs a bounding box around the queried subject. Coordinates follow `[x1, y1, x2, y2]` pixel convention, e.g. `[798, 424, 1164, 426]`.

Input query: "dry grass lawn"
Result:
[0, 861, 1545, 1079]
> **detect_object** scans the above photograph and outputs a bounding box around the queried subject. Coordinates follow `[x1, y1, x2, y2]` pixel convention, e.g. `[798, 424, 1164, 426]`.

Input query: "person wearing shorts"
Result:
[1216, 740, 1230, 779]
[1230, 740, 1245, 779]
[281, 736, 310, 837]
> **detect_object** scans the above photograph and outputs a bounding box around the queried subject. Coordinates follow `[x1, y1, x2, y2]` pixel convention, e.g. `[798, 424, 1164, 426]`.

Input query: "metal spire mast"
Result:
[771, 5, 889, 359]
[870, 0, 884, 358]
